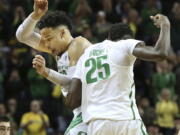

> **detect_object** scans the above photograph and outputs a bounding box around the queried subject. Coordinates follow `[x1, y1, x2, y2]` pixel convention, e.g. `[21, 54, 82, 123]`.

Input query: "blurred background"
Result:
[0, 0, 180, 135]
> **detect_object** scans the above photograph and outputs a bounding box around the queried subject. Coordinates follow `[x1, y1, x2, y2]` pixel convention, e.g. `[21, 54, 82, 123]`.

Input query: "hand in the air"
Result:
[150, 14, 170, 28]
[33, 0, 48, 20]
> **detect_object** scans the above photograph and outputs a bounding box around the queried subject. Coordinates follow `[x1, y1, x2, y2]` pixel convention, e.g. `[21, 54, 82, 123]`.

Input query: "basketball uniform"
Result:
[74, 39, 148, 135]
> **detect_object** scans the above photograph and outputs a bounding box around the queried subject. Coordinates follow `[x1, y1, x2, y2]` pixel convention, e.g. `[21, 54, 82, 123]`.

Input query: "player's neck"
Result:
[68, 36, 74, 46]
[67, 36, 74, 48]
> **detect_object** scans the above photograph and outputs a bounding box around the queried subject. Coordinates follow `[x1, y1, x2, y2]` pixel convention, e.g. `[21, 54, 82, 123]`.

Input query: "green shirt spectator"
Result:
[27, 69, 51, 99]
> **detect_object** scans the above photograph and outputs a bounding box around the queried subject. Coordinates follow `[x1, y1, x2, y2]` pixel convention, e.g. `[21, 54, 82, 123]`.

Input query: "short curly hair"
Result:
[108, 23, 133, 41]
[38, 11, 73, 31]
[0, 116, 10, 122]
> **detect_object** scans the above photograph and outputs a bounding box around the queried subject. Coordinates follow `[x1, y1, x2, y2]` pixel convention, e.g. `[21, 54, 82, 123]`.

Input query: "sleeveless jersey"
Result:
[74, 39, 142, 123]
[56, 51, 81, 116]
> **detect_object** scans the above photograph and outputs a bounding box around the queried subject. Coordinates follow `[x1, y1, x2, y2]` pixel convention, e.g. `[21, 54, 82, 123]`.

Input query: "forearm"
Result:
[16, 12, 41, 48]
[46, 69, 72, 86]
[40, 115, 49, 128]
[65, 79, 82, 110]
[20, 123, 30, 129]
[154, 24, 170, 56]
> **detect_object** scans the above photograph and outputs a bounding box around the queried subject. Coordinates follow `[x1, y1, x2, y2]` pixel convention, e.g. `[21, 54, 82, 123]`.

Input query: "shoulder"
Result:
[42, 113, 49, 119]
[22, 112, 31, 118]
[75, 36, 89, 42]
[41, 113, 49, 122]
[68, 36, 92, 66]
[74, 36, 92, 50]
[43, 113, 49, 117]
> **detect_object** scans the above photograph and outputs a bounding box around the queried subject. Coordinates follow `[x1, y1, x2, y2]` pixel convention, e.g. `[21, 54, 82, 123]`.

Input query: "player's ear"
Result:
[59, 29, 65, 38]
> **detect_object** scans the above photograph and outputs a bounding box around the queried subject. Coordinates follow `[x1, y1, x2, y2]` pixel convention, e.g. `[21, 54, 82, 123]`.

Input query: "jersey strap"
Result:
[64, 112, 83, 135]
[129, 82, 135, 120]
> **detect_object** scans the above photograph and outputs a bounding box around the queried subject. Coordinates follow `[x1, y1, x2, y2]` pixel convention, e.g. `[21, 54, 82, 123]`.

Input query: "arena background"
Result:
[0, 0, 180, 134]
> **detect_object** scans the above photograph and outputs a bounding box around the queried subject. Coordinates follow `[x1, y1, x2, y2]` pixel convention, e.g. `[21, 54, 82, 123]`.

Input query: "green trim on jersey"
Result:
[129, 83, 135, 120]
[64, 113, 83, 135]
[140, 120, 148, 135]
[78, 131, 87, 135]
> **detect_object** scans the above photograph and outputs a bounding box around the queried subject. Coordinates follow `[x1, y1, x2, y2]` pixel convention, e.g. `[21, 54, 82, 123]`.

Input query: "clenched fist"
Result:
[32, 0, 48, 20]
[150, 14, 170, 28]
[32, 55, 49, 77]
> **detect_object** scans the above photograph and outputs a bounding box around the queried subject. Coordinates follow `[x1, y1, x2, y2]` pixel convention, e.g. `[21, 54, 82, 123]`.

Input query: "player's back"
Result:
[74, 39, 142, 123]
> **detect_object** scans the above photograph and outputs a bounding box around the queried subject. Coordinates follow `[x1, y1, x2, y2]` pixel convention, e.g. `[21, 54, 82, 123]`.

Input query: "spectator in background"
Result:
[5, 49, 21, 77]
[81, 23, 98, 43]
[99, 0, 118, 22]
[0, 53, 4, 101]
[171, 2, 180, 52]
[0, 116, 11, 135]
[20, 100, 49, 135]
[121, 1, 132, 21]
[73, 0, 93, 36]
[4, 69, 24, 100]
[147, 124, 162, 135]
[174, 51, 180, 108]
[27, 68, 51, 99]
[99, 0, 113, 13]
[74, 0, 92, 25]
[156, 89, 178, 135]
[0, 103, 6, 117]
[152, 60, 176, 102]
[138, 97, 156, 126]
[126, 8, 141, 37]
[12, 6, 25, 31]
[0, 0, 12, 41]
[6, 98, 19, 135]
[115, 0, 124, 17]
[6, 98, 18, 122]
[140, 0, 161, 41]
[0, 74, 3, 102]
[93, 11, 111, 41]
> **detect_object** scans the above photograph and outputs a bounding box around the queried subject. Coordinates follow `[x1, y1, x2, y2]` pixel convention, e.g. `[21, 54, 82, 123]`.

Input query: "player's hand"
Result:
[150, 14, 170, 28]
[32, 55, 49, 77]
[32, 0, 48, 20]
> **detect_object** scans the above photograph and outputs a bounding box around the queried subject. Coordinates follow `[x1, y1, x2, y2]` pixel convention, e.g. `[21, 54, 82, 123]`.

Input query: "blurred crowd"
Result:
[0, 0, 180, 135]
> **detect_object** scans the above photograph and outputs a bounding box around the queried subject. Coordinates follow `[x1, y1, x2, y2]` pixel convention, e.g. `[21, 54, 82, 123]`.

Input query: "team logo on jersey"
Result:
[58, 65, 68, 75]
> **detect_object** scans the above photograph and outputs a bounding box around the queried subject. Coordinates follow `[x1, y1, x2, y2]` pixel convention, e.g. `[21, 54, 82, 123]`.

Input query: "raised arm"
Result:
[16, 0, 51, 53]
[133, 14, 171, 62]
[32, 55, 72, 86]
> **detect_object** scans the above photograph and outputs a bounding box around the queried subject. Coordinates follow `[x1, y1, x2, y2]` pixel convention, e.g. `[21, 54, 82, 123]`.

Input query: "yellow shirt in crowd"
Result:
[21, 112, 49, 135]
[156, 100, 179, 128]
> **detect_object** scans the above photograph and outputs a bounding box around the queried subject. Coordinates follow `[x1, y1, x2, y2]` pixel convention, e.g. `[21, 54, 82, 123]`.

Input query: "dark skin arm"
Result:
[65, 14, 171, 109]
[133, 14, 171, 62]
[65, 78, 82, 110]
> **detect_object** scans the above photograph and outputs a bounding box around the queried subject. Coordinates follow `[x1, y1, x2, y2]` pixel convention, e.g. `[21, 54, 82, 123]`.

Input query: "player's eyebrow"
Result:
[0, 126, 5, 130]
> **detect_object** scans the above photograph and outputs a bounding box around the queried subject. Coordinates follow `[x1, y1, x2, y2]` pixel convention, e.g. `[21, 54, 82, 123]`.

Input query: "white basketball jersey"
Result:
[56, 51, 81, 116]
[74, 39, 142, 123]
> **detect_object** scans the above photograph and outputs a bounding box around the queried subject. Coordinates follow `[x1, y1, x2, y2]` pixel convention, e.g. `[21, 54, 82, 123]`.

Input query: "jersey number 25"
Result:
[85, 55, 111, 84]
